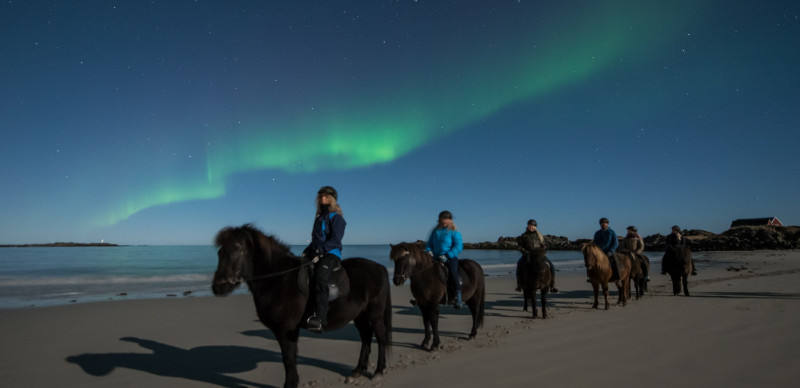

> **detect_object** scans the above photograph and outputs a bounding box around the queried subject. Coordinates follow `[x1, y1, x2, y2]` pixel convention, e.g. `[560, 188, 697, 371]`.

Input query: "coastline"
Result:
[1, 250, 799, 387]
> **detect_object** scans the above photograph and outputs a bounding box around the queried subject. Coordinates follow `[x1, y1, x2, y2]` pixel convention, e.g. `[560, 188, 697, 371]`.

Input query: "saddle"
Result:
[298, 258, 350, 301]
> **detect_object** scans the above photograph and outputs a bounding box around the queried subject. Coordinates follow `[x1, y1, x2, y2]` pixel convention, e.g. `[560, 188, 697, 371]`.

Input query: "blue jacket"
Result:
[593, 228, 618, 253]
[426, 227, 463, 259]
[308, 211, 346, 258]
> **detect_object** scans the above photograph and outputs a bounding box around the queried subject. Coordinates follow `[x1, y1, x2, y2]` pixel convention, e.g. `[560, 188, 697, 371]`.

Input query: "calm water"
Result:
[0, 245, 662, 308]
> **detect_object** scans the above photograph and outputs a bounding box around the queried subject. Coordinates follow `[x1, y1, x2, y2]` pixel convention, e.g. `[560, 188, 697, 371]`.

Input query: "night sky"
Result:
[2, 1, 798, 245]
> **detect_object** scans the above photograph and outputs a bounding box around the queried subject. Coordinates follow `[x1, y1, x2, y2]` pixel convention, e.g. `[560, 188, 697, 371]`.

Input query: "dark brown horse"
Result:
[212, 225, 392, 388]
[620, 251, 650, 299]
[389, 242, 485, 351]
[517, 247, 553, 319]
[662, 245, 693, 296]
[581, 243, 633, 309]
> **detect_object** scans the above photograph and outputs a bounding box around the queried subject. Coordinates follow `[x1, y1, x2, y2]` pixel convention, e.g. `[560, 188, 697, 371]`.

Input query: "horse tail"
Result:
[476, 267, 485, 328]
[477, 280, 485, 328]
[381, 267, 393, 353]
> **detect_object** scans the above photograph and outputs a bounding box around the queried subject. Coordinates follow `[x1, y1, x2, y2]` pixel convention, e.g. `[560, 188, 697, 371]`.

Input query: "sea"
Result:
[0, 245, 664, 309]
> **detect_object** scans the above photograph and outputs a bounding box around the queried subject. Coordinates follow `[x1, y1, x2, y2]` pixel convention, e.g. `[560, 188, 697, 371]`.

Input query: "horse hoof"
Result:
[371, 372, 384, 382]
[345, 376, 357, 384]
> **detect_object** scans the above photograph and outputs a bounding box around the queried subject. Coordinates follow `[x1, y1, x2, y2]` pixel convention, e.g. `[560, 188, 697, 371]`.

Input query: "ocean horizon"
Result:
[0, 245, 668, 309]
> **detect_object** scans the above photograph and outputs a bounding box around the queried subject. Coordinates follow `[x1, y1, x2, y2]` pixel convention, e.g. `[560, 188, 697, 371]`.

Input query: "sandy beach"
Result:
[2, 250, 799, 387]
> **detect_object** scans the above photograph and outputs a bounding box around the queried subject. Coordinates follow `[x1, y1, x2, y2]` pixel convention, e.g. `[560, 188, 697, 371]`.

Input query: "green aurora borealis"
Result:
[87, 2, 704, 228]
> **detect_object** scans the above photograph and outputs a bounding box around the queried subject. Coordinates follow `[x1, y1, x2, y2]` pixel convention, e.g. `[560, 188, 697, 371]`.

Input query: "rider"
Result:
[516, 219, 558, 293]
[303, 186, 346, 333]
[425, 210, 464, 309]
[619, 225, 647, 281]
[593, 217, 620, 280]
[662, 225, 697, 275]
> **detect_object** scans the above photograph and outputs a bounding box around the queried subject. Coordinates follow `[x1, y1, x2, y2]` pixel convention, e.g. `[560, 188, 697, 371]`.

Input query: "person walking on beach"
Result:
[516, 219, 558, 293]
[593, 217, 620, 279]
[662, 225, 697, 275]
[425, 210, 464, 309]
[303, 186, 346, 333]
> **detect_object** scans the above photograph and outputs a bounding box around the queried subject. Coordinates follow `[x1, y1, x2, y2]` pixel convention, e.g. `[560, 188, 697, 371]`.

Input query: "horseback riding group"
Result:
[211, 186, 695, 387]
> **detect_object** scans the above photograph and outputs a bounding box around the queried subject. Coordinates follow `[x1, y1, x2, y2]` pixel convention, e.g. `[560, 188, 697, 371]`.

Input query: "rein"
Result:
[397, 251, 439, 279]
[244, 256, 318, 282]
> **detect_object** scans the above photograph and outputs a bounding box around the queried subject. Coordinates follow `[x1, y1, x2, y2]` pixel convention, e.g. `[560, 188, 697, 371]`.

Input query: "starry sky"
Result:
[2, 1, 799, 245]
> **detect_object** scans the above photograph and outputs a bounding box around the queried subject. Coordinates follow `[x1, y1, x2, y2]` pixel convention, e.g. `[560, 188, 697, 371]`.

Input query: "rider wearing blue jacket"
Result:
[425, 210, 464, 308]
[593, 217, 620, 279]
[303, 186, 346, 333]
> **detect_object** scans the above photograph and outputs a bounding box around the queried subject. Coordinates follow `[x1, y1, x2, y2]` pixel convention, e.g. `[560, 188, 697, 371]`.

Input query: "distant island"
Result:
[0, 242, 120, 248]
[464, 225, 800, 252]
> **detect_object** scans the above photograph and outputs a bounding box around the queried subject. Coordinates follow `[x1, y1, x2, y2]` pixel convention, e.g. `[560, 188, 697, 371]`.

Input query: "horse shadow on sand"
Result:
[66, 335, 355, 388]
[483, 289, 599, 318]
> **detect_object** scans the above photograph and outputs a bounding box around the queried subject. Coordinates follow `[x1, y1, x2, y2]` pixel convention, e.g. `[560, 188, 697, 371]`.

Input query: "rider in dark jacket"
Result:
[516, 219, 558, 293]
[303, 186, 346, 333]
[662, 225, 696, 275]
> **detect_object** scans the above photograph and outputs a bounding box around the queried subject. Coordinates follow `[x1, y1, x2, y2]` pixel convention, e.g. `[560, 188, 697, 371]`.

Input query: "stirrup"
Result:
[306, 315, 323, 333]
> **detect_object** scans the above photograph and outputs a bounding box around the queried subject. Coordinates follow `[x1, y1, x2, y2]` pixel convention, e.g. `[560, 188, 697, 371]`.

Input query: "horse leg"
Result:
[683, 274, 690, 296]
[671, 275, 680, 296]
[276, 330, 300, 388]
[602, 282, 610, 310]
[420, 305, 433, 350]
[430, 306, 441, 350]
[532, 288, 539, 318]
[591, 282, 600, 309]
[349, 314, 373, 381]
[522, 288, 530, 312]
[540, 288, 548, 319]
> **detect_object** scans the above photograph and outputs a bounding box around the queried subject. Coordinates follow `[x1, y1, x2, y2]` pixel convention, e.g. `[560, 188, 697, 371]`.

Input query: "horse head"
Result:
[389, 242, 422, 286]
[581, 242, 601, 271]
[212, 224, 257, 296]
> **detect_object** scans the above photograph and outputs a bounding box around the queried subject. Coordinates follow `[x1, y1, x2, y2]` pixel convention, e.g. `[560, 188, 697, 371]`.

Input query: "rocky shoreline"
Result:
[464, 225, 800, 251]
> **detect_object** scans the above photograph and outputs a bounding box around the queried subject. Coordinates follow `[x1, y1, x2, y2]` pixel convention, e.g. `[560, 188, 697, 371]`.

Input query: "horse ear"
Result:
[389, 243, 394, 248]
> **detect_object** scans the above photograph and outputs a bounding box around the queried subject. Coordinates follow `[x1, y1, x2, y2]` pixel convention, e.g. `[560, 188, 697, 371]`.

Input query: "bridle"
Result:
[216, 250, 318, 286]
[392, 251, 434, 282]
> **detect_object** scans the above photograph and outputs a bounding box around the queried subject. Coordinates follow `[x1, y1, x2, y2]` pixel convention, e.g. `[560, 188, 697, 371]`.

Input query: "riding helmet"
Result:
[527, 219, 537, 226]
[317, 186, 338, 200]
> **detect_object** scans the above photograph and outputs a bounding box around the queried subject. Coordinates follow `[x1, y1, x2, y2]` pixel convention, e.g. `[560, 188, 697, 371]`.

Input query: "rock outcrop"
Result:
[464, 226, 800, 251]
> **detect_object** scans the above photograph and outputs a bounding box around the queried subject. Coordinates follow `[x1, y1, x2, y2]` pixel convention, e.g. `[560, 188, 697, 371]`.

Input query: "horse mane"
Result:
[215, 224, 294, 261]
[581, 242, 610, 271]
[391, 242, 431, 265]
[527, 247, 548, 260]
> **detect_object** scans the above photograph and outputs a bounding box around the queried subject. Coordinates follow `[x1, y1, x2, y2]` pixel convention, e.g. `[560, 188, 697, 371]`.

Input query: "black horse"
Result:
[517, 248, 554, 319]
[662, 245, 693, 296]
[390, 242, 485, 351]
[212, 224, 392, 388]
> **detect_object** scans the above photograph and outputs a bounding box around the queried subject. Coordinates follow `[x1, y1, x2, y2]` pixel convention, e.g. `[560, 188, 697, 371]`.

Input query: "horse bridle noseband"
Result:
[393, 251, 433, 282]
